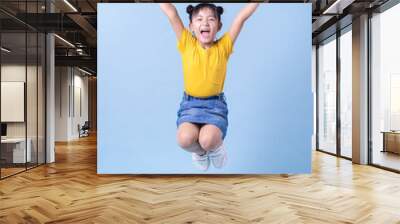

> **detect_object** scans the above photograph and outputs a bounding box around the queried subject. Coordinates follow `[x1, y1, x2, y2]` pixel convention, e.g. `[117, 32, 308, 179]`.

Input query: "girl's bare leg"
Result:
[198, 124, 223, 151]
[177, 122, 206, 155]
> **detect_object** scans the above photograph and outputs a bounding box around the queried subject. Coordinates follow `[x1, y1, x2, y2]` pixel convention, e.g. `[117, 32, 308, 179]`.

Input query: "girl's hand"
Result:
[229, 3, 260, 44]
[160, 3, 184, 40]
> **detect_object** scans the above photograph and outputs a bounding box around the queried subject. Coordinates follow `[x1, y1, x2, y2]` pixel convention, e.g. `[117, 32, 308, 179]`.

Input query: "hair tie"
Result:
[186, 5, 194, 14]
[216, 6, 224, 15]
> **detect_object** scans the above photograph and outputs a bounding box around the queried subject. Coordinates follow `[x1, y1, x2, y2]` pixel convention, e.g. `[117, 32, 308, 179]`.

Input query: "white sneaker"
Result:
[208, 144, 227, 168]
[192, 152, 209, 171]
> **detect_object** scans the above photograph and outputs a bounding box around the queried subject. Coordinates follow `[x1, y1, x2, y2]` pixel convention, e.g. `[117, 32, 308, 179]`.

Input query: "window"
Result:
[371, 2, 400, 171]
[339, 27, 352, 158]
[0, 1, 47, 179]
[318, 35, 337, 154]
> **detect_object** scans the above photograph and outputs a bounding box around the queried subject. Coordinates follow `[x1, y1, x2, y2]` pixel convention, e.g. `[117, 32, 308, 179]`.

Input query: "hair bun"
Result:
[216, 6, 224, 15]
[186, 5, 194, 14]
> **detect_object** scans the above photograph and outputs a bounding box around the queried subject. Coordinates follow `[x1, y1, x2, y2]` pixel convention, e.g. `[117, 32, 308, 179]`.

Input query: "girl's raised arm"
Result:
[160, 3, 184, 40]
[229, 3, 260, 44]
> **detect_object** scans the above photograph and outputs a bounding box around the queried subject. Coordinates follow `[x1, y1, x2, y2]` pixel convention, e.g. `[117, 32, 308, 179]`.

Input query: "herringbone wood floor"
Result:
[1, 133, 400, 223]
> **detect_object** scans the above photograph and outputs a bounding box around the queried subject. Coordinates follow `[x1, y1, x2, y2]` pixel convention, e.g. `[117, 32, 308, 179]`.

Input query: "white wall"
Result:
[1, 63, 46, 164]
[1, 65, 42, 138]
[55, 66, 69, 141]
[55, 67, 89, 141]
[71, 71, 89, 138]
[1, 65, 26, 132]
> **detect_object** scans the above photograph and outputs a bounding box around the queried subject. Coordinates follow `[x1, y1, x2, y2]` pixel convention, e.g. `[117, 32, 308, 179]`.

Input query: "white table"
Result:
[1, 138, 32, 163]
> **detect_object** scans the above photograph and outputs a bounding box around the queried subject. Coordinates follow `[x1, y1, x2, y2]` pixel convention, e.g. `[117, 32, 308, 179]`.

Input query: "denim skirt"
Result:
[176, 92, 228, 139]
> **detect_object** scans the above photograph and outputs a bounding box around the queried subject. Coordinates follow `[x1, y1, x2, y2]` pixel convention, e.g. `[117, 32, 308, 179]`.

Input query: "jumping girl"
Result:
[160, 3, 260, 170]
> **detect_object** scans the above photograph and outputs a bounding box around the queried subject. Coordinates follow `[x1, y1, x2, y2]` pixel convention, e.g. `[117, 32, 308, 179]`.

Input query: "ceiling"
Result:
[0, 0, 392, 75]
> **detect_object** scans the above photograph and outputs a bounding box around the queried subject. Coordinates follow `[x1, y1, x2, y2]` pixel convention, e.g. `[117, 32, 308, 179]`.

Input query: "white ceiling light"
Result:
[76, 48, 85, 55]
[54, 34, 75, 48]
[78, 67, 93, 76]
[1, 47, 11, 53]
[63, 0, 78, 12]
[323, 0, 355, 14]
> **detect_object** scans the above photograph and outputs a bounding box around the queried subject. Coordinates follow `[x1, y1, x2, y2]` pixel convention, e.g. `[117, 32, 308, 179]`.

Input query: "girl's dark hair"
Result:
[186, 3, 224, 22]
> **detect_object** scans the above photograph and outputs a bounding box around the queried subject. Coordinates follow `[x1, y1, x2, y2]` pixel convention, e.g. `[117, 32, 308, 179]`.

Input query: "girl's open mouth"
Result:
[200, 30, 211, 39]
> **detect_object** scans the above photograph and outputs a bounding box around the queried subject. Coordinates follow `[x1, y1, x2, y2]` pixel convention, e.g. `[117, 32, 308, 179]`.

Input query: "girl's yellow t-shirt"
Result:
[177, 29, 233, 98]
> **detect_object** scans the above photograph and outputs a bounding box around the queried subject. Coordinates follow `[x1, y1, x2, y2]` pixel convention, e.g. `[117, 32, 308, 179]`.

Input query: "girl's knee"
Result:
[199, 134, 221, 151]
[177, 131, 198, 148]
